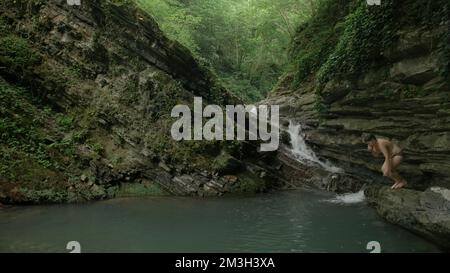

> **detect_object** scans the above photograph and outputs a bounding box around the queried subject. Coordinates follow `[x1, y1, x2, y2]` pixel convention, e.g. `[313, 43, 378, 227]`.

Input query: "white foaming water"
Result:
[326, 190, 366, 205]
[287, 121, 342, 173]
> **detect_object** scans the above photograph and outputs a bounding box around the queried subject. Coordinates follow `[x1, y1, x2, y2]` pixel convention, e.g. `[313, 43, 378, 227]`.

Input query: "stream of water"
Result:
[287, 121, 342, 173]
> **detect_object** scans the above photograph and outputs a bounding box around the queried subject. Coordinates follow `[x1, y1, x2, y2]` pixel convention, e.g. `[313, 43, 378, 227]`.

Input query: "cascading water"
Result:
[287, 121, 365, 204]
[325, 190, 366, 205]
[287, 120, 342, 173]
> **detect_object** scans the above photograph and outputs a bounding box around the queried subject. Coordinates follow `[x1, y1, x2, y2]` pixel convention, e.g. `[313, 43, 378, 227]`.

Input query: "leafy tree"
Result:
[136, 0, 317, 102]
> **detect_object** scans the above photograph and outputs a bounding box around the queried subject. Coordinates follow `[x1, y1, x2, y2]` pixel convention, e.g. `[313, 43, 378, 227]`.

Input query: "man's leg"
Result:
[391, 155, 407, 189]
[382, 161, 397, 188]
[389, 172, 406, 189]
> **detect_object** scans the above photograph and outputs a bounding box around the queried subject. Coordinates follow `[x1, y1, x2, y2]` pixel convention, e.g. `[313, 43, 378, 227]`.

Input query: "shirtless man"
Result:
[363, 134, 407, 189]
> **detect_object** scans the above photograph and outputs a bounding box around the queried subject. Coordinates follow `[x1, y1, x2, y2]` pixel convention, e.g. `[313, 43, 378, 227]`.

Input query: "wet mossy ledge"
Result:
[0, 0, 281, 204]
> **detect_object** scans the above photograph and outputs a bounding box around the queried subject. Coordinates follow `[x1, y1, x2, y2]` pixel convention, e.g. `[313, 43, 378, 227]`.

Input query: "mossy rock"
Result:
[230, 172, 269, 194]
[10, 188, 68, 204]
[212, 151, 244, 175]
[117, 181, 168, 197]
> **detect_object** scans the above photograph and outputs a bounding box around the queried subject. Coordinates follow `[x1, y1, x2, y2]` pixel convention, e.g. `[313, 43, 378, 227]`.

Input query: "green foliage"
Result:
[87, 142, 104, 155]
[0, 80, 49, 168]
[212, 151, 239, 174]
[288, 0, 449, 114]
[136, 0, 201, 54]
[136, 0, 316, 101]
[56, 115, 74, 131]
[0, 17, 9, 34]
[142, 116, 225, 171]
[0, 34, 40, 69]
[16, 188, 68, 204]
[232, 172, 267, 194]
[220, 73, 262, 102]
[109, 0, 134, 5]
[0, 79, 87, 183]
[290, 0, 351, 86]
[0, 79, 56, 181]
[317, 1, 396, 84]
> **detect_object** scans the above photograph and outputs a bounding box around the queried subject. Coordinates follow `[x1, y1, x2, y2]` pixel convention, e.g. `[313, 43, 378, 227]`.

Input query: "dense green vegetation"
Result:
[136, 0, 319, 101]
[285, 0, 450, 113]
[0, 78, 67, 201]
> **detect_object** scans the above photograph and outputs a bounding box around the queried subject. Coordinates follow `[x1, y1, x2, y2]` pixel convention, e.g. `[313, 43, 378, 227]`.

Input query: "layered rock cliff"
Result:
[265, 0, 450, 249]
[268, 0, 449, 190]
[0, 0, 281, 204]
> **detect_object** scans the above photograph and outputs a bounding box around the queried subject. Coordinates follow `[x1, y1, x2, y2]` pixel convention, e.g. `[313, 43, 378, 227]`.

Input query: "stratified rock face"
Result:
[0, 0, 278, 204]
[264, 0, 450, 247]
[366, 185, 450, 250]
[265, 1, 450, 191]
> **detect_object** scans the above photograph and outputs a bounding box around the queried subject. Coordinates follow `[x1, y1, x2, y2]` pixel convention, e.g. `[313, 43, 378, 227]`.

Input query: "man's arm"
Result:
[379, 142, 392, 176]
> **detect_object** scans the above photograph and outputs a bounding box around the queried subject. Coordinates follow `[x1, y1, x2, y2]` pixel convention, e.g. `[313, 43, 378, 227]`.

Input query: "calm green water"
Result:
[0, 189, 440, 253]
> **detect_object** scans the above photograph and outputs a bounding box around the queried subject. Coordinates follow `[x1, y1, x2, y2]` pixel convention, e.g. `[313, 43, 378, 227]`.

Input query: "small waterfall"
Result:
[287, 120, 342, 173]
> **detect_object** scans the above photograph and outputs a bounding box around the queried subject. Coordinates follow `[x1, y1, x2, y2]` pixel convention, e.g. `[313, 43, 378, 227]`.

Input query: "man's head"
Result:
[362, 134, 377, 152]
[362, 134, 377, 143]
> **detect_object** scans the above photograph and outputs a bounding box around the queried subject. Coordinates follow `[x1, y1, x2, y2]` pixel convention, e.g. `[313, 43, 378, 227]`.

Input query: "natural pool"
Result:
[0, 188, 440, 253]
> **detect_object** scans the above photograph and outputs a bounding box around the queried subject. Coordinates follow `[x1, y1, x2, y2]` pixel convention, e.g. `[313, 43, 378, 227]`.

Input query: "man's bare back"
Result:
[363, 134, 407, 189]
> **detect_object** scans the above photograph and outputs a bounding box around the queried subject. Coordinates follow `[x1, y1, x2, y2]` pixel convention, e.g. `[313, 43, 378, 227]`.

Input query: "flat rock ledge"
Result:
[365, 185, 450, 250]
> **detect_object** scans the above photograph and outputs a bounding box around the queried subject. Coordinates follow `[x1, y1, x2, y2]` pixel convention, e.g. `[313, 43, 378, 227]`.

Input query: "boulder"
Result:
[390, 55, 439, 85]
[365, 185, 450, 250]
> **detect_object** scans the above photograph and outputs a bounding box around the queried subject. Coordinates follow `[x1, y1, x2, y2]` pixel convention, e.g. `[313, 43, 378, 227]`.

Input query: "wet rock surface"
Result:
[366, 185, 450, 250]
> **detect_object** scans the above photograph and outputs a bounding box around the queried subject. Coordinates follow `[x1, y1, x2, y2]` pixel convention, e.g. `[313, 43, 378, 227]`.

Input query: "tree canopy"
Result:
[136, 0, 319, 102]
